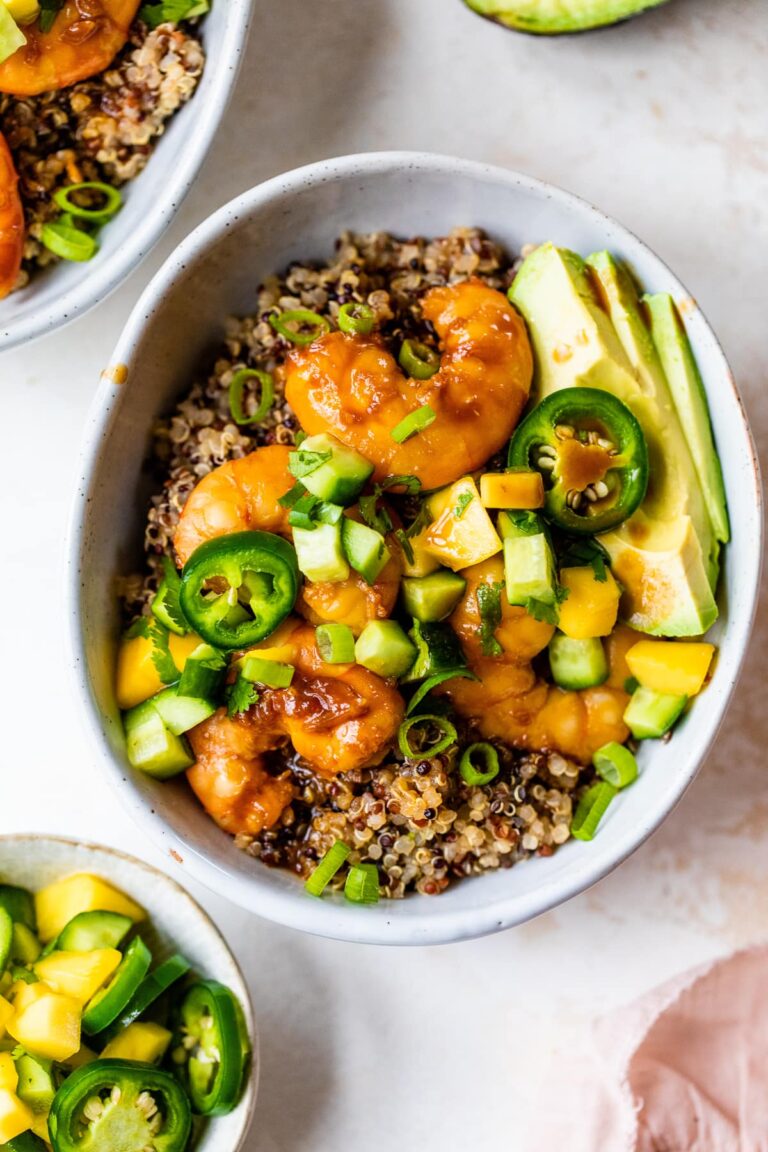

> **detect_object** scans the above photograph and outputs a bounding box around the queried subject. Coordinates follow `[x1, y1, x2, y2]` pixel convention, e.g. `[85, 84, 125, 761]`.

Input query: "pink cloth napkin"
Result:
[531, 947, 768, 1151]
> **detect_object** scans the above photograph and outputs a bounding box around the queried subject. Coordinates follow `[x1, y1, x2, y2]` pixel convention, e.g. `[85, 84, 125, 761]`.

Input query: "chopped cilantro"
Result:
[522, 583, 569, 626]
[378, 474, 422, 496]
[148, 621, 179, 685]
[454, 491, 474, 519]
[394, 529, 414, 566]
[288, 448, 332, 479]
[152, 555, 187, 634]
[558, 537, 610, 582]
[226, 675, 259, 718]
[139, 0, 209, 28]
[476, 581, 504, 657]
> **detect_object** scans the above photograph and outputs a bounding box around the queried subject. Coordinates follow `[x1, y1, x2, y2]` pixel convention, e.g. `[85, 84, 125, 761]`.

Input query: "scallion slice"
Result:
[397, 714, 457, 759]
[239, 656, 294, 689]
[40, 220, 97, 262]
[406, 668, 477, 716]
[592, 742, 638, 789]
[53, 181, 122, 224]
[315, 623, 356, 664]
[270, 309, 330, 346]
[571, 781, 617, 842]
[228, 368, 274, 426]
[344, 863, 379, 905]
[399, 339, 440, 380]
[391, 404, 436, 445]
[459, 742, 500, 787]
[304, 841, 350, 897]
[338, 301, 376, 335]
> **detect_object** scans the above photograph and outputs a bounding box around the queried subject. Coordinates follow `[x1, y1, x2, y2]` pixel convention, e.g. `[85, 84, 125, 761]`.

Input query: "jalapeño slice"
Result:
[173, 981, 251, 1117]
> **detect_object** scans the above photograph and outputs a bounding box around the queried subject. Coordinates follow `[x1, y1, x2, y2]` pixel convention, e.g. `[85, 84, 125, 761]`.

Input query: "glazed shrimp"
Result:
[284, 279, 533, 489]
[439, 557, 630, 763]
[298, 526, 403, 636]
[0, 0, 141, 96]
[187, 622, 403, 835]
[0, 134, 23, 300]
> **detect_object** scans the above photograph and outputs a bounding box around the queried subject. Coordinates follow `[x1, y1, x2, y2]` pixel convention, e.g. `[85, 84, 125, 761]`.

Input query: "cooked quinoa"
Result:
[0, 18, 204, 288]
[124, 228, 594, 898]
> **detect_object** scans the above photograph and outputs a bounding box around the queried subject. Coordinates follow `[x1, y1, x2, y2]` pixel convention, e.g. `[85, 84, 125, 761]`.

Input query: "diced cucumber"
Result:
[341, 518, 391, 584]
[0, 885, 36, 932]
[153, 686, 216, 735]
[240, 656, 295, 688]
[178, 643, 227, 700]
[290, 433, 374, 504]
[548, 634, 608, 690]
[401, 621, 465, 683]
[124, 700, 194, 779]
[0, 907, 11, 975]
[293, 523, 350, 583]
[504, 534, 556, 605]
[497, 510, 546, 539]
[10, 923, 41, 965]
[401, 570, 466, 622]
[57, 911, 133, 953]
[15, 1054, 56, 1116]
[624, 686, 687, 739]
[315, 623, 356, 664]
[355, 621, 417, 678]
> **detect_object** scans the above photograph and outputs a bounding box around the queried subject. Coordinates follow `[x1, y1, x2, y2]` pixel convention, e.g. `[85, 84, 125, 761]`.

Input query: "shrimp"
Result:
[284, 279, 533, 489]
[439, 557, 630, 763]
[0, 134, 23, 300]
[0, 0, 141, 96]
[186, 622, 403, 835]
[297, 537, 403, 636]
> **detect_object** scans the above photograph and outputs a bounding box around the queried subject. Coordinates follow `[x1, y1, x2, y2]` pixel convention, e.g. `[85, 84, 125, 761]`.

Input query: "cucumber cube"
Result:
[341, 518, 391, 584]
[504, 534, 555, 605]
[293, 523, 350, 583]
[497, 510, 546, 539]
[549, 634, 607, 690]
[124, 700, 194, 778]
[623, 686, 688, 739]
[153, 686, 216, 735]
[355, 621, 417, 678]
[178, 644, 227, 700]
[290, 433, 374, 505]
[401, 570, 466, 622]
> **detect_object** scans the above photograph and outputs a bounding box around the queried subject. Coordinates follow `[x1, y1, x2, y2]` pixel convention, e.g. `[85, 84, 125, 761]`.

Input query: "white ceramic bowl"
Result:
[0, 0, 253, 352]
[0, 835, 257, 1150]
[69, 152, 763, 946]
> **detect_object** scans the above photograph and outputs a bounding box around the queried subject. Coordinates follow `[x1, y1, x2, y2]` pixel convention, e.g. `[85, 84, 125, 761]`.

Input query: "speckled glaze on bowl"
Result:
[68, 152, 763, 946]
[0, 0, 254, 352]
[0, 835, 257, 1150]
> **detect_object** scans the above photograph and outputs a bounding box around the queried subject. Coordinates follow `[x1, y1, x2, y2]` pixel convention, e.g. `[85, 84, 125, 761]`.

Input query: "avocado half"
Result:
[465, 0, 668, 35]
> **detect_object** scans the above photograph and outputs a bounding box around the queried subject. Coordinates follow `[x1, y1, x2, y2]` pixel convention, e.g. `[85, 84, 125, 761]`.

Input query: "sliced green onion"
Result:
[53, 181, 122, 224]
[592, 742, 638, 789]
[228, 368, 274, 426]
[338, 302, 376, 335]
[399, 339, 440, 380]
[391, 404, 437, 445]
[459, 742, 500, 787]
[316, 623, 356, 664]
[270, 309, 330, 346]
[305, 841, 350, 897]
[397, 714, 457, 759]
[406, 668, 477, 715]
[40, 220, 97, 263]
[240, 656, 294, 689]
[344, 863, 379, 905]
[571, 781, 617, 842]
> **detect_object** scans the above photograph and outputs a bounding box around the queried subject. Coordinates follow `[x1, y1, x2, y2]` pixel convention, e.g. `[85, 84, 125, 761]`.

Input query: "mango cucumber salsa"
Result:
[0, 870, 251, 1150]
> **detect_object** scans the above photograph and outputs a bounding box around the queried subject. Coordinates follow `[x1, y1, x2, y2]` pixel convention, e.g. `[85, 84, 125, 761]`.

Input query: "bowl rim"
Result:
[68, 150, 764, 946]
[0, 0, 255, 352]
[0, 833, 258, 1149]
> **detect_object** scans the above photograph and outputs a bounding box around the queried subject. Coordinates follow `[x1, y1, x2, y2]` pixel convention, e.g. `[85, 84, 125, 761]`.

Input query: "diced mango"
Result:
[0, 995, 13, 1040]
[399, 529, 441, 578]
[101, 1022, 173, 1065]
[35, 874, 145, 943]
[626, 640, 715, 697]
[424, 477, 502, 572]
[10, 984, 48, 1014]
[8, 992, 81, 1062]
[479, 470, 544, 510]
[60, 1044, 98, 1069]
[31, 1111, 52, 1142]
[604, 624, 646, 690]
[558, 567, 621, 639]
[0, 1089, 34, 1143]
[34, 949, 121, 1005]
[0, 1054, 17, 1093]
[116, 630, 202, 710]
[4, 0, 42, 26]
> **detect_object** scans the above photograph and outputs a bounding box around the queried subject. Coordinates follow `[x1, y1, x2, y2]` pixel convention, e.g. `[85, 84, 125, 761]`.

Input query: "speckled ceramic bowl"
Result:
[0, 0, 253, 352]
[0, 835, 257, 1150]
[69, 152, 763, 946]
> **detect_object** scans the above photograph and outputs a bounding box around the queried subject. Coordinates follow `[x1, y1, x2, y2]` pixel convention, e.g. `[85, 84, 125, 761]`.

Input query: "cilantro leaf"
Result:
[124, 616, 151, 641]
[522, 582, 569, 625]
[558, 537, 610, 582]
[378, 474, 422, 496]
[38, 0, 64, 32]
[359, 493, 393, 535]
[225, 675, 259, 718]
[405, 502, 431, 539]
[148, 621, 180, 685]
[394, 529, 414, 566]
[454, 491, 474, 520]
[288, 448, 332, 479]
[151, 555, 187, 634]
[476, 581, 504, 657]
[139, 0, 209, 28]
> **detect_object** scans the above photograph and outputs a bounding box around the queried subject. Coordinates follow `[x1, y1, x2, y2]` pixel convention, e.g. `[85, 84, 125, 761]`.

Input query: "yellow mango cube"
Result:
[0, 1089, 34, 1143]
[626, 640, 715, 697]
[558, 567, 621, 639]
[0, 1054, 17, 1093]
[101, 1022, 173, 1065]
[34, 949, 121, 1005]
[424, 478, 502, 572]
[399, 528, 441, 578]
[10, 984, 48, 1014]
[35, 874, 145, 942]
[8, 992, 81, 1062]
[0, 995, 14, 1039]
[61, 1044, 98, 1069]
[116, 629, 202, 710]
[31, 1112, 52, 1142]
[479, 470, 544, 510]
[604, 625, 646, 690]
[3, 0, 41, 25]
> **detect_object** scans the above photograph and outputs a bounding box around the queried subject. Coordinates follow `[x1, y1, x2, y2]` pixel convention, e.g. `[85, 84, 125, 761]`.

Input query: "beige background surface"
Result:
[1, 0, 766, 1147]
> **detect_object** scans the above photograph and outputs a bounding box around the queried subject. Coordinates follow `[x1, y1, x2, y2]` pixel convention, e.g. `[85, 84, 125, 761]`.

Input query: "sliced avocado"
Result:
[643, 292, 730, 545]
[463, 0, 666, 35]
[510, 243, 718, 636]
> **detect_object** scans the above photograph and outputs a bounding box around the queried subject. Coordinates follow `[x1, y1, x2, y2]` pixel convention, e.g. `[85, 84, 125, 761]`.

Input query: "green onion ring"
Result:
[338, 302, 376, 335]
[344, 863, 379, 904]
[459, 743, 500, 787]
[304, 841, 350, 897]
[397, 714, 457, 759]
[571, 781, 617, 842]
[391, 404, 437, 445]
[228, 368, 275, 426]
[270, 309, 331, 346]
[53, 181, 123, 224]
[40, 221, 98, 263]
[406, 669, 478, 716]
[398, 339, 440, 380]
[592, 741, 638, 789]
